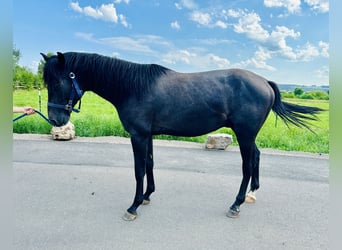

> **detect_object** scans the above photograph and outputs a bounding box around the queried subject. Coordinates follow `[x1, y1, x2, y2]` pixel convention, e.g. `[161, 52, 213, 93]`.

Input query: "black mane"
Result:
[59, 52, 170, 103]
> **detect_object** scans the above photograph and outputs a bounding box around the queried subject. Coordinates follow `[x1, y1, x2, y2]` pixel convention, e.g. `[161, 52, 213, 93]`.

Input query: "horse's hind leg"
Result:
[227, 132, 259, 218]
[227, 137, 255, 218]
[245, 145, 260, 203]
[143, 136, 155, 205]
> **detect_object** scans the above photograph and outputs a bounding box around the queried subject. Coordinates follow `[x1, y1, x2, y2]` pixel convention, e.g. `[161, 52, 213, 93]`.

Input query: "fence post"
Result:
[38, 87, 41, 112]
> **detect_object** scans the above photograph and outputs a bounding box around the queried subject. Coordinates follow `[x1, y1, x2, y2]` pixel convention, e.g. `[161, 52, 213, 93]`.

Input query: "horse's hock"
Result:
[205, 133, 233, 150]
[51, 121, 75, 140]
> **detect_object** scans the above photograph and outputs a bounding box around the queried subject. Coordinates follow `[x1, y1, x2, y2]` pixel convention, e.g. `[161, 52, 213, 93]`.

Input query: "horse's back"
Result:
[156, 68, 274, 107]
[145, 68, 275, 136]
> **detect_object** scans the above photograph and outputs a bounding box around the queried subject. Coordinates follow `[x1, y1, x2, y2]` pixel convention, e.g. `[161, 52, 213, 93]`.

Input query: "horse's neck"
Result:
[87, 71, 122, 106]
[90, 81, 116, 105]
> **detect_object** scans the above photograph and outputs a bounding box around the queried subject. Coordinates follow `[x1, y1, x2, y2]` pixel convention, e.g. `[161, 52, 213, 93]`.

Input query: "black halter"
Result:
[48, 72, 83, 113]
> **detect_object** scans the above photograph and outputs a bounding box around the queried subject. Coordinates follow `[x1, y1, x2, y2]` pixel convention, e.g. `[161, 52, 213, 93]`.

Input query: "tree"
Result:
[13, 47, 45, 90]
[293, 87, 304, 96]
[13, 65, 38, 90]
[13, 46, 21, 65]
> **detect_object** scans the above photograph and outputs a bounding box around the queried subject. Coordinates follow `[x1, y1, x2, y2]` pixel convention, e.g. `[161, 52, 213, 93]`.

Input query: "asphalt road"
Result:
[13, 134, 329, 250]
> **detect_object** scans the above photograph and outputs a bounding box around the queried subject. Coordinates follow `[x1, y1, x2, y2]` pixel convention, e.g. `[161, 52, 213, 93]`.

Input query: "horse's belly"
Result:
[152, 112, 227, 137]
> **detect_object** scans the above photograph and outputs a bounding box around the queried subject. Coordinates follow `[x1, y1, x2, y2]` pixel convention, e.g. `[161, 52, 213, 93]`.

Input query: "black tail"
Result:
[267, 81, 324, 132]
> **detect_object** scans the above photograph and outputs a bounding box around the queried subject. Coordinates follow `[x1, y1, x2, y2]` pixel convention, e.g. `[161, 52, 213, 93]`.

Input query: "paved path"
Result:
[13, 134, 328, 250]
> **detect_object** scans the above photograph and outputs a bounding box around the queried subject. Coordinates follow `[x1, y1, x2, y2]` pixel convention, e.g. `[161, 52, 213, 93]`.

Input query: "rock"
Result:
[51, 121, 75, 140]
[205, 133, 233, 150]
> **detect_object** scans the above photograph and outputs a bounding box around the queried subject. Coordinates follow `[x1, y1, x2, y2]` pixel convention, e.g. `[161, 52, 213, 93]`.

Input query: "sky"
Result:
[13, 0, 329, 85]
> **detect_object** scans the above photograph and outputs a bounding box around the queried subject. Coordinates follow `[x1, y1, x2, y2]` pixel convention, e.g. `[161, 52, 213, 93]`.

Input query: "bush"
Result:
[281, 91, 295, 99]
[309, 90, 329, 100]
[300, 93, 314, 99]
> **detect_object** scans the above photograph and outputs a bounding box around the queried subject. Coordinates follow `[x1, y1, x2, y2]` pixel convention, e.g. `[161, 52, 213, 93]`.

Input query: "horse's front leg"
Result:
[142, 136, 155, 205]
[123, 135, 149, 221]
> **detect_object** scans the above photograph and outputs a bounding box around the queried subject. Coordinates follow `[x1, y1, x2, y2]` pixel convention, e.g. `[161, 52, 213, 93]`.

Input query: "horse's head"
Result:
[41, 52, 83, 126]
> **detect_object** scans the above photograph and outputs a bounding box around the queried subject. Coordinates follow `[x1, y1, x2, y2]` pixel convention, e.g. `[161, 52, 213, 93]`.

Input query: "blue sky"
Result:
[13, 0, 329, 85]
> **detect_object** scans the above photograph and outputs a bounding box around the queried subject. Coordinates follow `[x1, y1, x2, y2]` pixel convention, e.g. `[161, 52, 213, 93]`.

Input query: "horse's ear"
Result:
[57, 52, 65, 65]
[40, 53, 48, 61]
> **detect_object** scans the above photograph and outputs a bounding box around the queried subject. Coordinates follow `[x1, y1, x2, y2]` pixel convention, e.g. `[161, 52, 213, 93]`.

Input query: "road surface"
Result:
[13, 134, 328, 250]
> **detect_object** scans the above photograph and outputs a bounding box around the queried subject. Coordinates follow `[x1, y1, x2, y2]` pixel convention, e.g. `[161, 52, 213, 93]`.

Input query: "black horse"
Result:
[41, 52, 323, 220]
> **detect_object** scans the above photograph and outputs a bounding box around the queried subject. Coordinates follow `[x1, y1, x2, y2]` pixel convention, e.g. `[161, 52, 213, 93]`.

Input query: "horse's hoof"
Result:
[245, 196, 256, 203]
[142, 199, 150, 205]
[122, 211, 137, 221]
[245, 190, 257, 203]
[226, 208, 240, 218]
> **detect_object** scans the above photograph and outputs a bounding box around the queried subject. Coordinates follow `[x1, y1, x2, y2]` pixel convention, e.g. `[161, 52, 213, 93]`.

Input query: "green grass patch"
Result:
[13, 90, 329, 153]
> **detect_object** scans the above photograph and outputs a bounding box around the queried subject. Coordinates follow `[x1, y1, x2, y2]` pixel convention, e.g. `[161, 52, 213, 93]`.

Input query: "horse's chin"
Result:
[58, 121, 69, 127]
[50, 118, 70, 127]
[48, 111, 70, 127]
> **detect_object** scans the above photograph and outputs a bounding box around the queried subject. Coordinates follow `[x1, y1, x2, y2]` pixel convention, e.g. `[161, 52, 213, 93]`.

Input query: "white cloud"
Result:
[175, 0, 198, 10]
[319, 41, 329, 57]
[100, 37, 154, 53]
[196, 38, 234, 46]
[227, 8, 328, 71]
[71, 2, 118, 23]
[162, 50, 196, 65]
[234, 47, 276, 71]
[304, 0, 329, 13]
[114, 0, 130, 4]
[233, 11, 270, 41]
[314, 65, 329, 82]
[75, 32, 152, 53]
[289, 41, 329, 61]
[264, 0, 301, 13]
[70, 2, 82, 13]
[162, 49, 230, 70]
[171, 21, 181, 30]
[295, 42, 320, 61]
[267, 25, 300, 58]
[119, 14, 130, 28]
[227, 9, 241, 18]
[189, 10, 227, 29]
[264, 0, 329, 13]
[229, 9, 314, 62]
[134, 34, 173, 47]
[209, 54, 230, 68]
[70, 2, 130, 26]
[296, 43, 320, 62]
[75, 32, 95, 41]
[190, 11, 211, 26]
[75, 33, 172, 55]
[214, 20, 227, 29]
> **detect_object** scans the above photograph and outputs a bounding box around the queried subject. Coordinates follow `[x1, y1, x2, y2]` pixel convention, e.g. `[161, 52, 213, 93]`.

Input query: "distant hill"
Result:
[279, 84, 329, 93]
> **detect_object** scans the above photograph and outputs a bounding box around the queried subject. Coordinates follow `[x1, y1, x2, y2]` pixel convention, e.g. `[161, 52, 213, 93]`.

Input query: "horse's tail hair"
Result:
[267, 81, 324, 132]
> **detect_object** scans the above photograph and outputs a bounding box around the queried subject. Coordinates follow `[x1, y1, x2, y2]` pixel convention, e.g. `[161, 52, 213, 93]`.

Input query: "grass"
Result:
[13, 90, 329, 153]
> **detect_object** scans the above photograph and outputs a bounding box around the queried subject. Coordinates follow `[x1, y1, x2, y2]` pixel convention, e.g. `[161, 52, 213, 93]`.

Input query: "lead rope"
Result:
[13, 109, 52, 125]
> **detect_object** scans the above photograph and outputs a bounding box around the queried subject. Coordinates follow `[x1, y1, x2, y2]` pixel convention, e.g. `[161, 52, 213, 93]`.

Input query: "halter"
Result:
[48, 72, 83, 113]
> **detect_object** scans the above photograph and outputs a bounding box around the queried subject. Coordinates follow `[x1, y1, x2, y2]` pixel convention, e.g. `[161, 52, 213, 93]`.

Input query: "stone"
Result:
[51, 121, 75, 140]
[205, 133, 233, 150]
